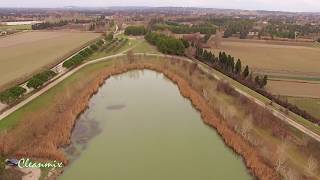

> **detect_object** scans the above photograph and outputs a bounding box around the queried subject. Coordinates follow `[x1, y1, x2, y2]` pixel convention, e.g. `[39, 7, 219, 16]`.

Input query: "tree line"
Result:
[27, 70, 56, 89]
[153, 22, 216, 35]
[31, 20, 68, 30]
[124, 26, 147, 36]
[195, 46, 268, 89]
[63, 39, 104, 69]
[194, 45, 319, 125]
[0, 86, 26, 104]
[145, 31, 186, 55]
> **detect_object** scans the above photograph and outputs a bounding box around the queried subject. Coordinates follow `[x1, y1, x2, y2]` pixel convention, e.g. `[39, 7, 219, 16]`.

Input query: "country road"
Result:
[0, 52, 320, 144]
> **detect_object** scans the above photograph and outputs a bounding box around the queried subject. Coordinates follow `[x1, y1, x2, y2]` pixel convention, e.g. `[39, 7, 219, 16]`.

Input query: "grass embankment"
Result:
[0, 55, 319, 179]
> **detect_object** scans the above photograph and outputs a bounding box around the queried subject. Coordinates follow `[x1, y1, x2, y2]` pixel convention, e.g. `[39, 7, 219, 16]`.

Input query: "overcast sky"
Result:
[1, 0, 320, 12]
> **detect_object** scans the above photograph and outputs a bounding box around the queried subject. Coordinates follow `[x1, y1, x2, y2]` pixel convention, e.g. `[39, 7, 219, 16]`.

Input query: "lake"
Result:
[60, 70, 251, 180]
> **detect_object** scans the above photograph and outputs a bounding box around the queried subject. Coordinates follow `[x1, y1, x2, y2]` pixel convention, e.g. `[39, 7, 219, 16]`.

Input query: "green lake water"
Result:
[60, 70, 252, 180]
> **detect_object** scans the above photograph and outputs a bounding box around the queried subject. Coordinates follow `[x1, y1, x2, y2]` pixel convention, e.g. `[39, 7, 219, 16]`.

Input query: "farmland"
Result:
[279, 96, 320, 119]
[213, 39, 320, 77]
[266, 80, 320, 98]
[0, 31, 100, 89]
[211, 39, 320, 118]
[0, 24, 32, 31]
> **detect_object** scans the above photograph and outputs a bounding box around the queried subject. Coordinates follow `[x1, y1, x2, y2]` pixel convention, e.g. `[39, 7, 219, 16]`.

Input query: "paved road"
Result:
[0, 52, 319, 143]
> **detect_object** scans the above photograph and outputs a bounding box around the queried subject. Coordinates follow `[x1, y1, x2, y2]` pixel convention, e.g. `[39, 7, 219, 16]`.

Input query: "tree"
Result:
[105, 33, 114, 41]
[275, 140, 288, 172]
[255, 76, 260, 87]
[243, 65, 249, 78]
[203, 33, 211, 43]
[306, 155, 318, 176]
[262, 75, 268, 87]
[241, 118, 253, 139]
[235, 59, 242, 75]
[181, 38, 190, 48]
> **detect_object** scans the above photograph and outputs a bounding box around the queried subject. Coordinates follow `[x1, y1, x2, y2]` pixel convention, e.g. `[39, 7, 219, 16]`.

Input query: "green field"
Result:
[283, 96, 320, 119]
[0, 31, 100, 90]
[0, 24, 32, 31]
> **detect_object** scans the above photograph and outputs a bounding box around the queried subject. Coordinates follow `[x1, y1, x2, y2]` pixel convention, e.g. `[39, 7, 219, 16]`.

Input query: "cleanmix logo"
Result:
[6, 158, 64, 168]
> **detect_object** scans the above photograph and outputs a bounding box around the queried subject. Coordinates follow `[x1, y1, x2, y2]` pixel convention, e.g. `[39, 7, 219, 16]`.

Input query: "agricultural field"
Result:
[213, 39, 320, 77]
[266, 80, 320, 98]
[212, 39, 320, 118]
[279, 96, 320, 119]
[0, 31, 100, 89]
[0, 24, 32, 31]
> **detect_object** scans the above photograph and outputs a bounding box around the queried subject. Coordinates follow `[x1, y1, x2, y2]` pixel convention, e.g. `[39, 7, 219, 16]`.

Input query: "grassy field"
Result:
[280, 96, 320, 119]
[213, 39, 320, 77]
[131, 39, 160, 54]
[0, 24, 32, 31]
[0, 31, 100, 89]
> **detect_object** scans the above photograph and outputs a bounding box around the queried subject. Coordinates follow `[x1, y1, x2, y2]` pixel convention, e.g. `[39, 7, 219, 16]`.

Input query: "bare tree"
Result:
[241, 117, 253, 139]
[276, 140, 288, 172]
[306, 155, 318, 176]
[284, 168, 298, 180]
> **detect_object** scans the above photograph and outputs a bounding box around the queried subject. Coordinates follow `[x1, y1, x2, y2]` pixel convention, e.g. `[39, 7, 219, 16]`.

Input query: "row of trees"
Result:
[194, 46, 319, 125]
[222, 19, 254, 39]
[31, 20, 68, 30]
[145, 31, 186, 55]
[0, 86, 26, 104]
[27, 70, 56, 89]
[124, 26, 147, 36]
[195, 47, 268, 88]
[153, 22, 216, 34]
[62, 40, 105, 69]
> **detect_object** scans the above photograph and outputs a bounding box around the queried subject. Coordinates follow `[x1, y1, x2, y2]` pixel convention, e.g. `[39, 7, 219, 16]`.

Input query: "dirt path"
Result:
[0, 52, 319, 144]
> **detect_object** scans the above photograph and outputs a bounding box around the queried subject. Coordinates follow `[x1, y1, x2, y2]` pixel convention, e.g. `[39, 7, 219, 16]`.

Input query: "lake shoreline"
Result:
[55, 61, 278, 179]
[0, 57, 278, 179]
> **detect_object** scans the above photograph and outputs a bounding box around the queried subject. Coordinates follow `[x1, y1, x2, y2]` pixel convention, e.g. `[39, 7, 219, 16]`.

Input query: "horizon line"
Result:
[0, 6, 319, 14]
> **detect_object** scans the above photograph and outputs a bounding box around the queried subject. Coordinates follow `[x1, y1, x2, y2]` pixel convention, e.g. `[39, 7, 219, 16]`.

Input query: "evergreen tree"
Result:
[243, 65, 249, 78]
[255, 76, 261, 86]
[235, 59, 242, 74]
[262, 75, 268, 87]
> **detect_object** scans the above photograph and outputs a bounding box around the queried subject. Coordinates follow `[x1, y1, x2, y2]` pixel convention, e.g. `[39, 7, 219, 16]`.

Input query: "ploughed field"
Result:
[213, 39, 320, 117]
[214, 39, 320, 77]
[0, 31, 100, 89]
